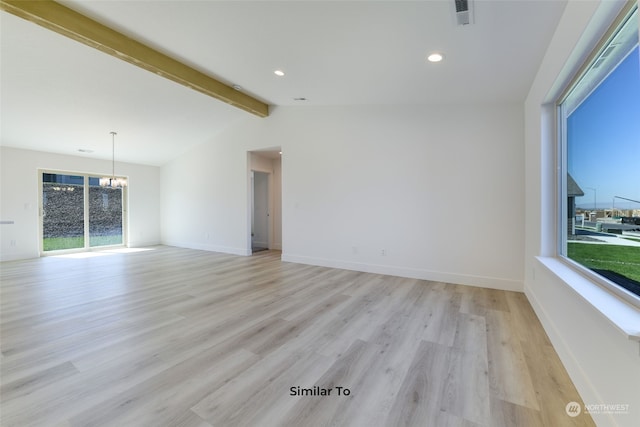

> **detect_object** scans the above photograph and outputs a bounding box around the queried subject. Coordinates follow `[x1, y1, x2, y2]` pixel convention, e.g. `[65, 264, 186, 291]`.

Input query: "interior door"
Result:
[252, 171, 269, 252]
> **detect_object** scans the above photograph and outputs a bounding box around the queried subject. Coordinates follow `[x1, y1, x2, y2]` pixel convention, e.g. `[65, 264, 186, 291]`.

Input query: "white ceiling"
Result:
[1, 0, 568, 166]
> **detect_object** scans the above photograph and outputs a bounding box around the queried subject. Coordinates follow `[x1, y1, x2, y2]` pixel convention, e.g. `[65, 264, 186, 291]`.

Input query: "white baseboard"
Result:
[524, 284, 616, 427]
[281, 253, 523, 292]
[128, 240, 161, 248]
[163, 240, 250, 256]
[0, 250, 38, 262]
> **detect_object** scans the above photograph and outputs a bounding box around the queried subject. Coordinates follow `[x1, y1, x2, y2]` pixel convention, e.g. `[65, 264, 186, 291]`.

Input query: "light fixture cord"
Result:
[111, 131, 117, 181]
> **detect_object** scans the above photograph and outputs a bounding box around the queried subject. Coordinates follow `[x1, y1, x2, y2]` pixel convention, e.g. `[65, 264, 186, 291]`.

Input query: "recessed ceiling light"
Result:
[293, 97, 307, 101]
[427, 53, 444, 63]
[274, 70, 285, 77]
[78, 149, 94, 153]
[232, 84, 242, 91]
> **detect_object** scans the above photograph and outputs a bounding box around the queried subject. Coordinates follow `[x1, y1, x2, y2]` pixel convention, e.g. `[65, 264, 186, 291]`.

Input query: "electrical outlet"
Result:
[10, 240, 16, 247]
[381, 248, 386, 256]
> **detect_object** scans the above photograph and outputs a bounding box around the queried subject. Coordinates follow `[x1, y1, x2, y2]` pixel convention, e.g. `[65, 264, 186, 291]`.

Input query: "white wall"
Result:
[161, 104, 524, 290]
[0, 146, 161, 261]
[160, 128, 250, 255]
[524, 1, 640, 426]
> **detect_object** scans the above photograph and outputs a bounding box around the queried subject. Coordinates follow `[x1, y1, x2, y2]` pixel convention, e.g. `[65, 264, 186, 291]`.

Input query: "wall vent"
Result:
[453, 0, 474, 26]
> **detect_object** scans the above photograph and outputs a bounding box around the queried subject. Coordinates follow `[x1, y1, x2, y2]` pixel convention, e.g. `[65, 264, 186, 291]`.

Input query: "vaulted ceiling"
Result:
[1, 0, 567, 166]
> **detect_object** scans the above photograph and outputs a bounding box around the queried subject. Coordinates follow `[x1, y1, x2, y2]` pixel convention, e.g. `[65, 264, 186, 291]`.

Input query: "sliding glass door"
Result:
[42, 173, 85, 251]
[41, 171, 126, 253]
[88, 176, 123, 247]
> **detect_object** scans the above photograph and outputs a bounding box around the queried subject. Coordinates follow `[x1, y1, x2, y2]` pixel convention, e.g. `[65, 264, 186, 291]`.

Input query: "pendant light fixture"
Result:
[100, 131, 128, 188]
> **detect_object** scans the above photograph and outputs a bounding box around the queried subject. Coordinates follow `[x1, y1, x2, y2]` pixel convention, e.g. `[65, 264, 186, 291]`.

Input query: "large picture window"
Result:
[558, 4, 639, 304]
[41, 171, 127, 253]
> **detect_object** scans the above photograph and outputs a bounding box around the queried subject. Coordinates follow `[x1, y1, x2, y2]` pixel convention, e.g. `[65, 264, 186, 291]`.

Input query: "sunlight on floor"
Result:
[51, 247, 157, 259]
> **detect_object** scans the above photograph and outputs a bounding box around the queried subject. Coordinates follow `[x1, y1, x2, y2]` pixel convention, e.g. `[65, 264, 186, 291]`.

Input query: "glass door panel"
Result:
[88, 177, 123, 247]
[42, 173, 85, 251]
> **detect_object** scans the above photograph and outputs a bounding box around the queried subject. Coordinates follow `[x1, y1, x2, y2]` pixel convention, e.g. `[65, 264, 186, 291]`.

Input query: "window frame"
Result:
[555, 1, 640, 309]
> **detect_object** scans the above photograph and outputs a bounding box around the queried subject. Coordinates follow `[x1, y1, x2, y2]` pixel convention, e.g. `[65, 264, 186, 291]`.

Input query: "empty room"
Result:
[1, 1, 639, 426]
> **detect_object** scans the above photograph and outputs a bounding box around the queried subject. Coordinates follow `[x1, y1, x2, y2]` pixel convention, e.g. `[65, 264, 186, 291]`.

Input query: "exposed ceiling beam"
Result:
[0, 0, 270, 117]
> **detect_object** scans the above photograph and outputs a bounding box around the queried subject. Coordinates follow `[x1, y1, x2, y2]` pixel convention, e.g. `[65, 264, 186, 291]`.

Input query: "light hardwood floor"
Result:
[0, 246, 595, 427]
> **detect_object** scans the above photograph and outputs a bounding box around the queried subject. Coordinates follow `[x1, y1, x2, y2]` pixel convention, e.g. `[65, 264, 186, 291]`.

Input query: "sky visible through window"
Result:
[568, 46, 640, 211]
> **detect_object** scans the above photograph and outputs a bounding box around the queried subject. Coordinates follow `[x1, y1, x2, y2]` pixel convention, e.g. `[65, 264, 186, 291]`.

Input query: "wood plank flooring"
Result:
[0, 246, 595, 427]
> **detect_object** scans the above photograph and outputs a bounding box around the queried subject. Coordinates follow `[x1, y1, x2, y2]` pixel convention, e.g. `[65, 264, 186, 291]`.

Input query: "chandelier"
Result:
[100, 131, 128, 188]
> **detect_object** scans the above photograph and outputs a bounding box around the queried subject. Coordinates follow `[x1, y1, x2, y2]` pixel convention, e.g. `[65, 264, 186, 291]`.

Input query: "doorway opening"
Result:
[248, 149, 282, 255]
[251, 170, 269, 253]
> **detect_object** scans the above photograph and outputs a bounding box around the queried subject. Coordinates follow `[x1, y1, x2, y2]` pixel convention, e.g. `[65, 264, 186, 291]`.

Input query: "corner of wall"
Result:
[523, 2, 640, 425]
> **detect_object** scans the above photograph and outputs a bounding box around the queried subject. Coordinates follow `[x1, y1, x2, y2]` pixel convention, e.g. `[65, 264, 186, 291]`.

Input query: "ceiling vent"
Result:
[453, 0, 474, 26]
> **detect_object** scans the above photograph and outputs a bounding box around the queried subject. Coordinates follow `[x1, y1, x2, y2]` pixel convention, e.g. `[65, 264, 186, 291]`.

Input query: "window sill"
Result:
[536, 256, 640, 341]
